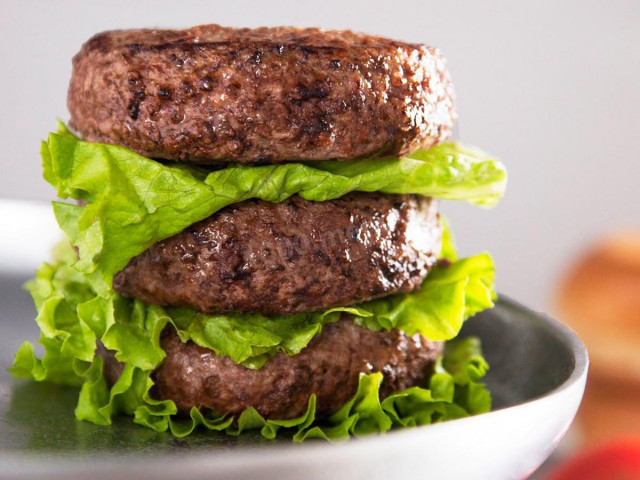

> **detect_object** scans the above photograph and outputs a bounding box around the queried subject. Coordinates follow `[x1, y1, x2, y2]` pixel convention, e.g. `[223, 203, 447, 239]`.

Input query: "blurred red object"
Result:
[547, 437, 640, 480]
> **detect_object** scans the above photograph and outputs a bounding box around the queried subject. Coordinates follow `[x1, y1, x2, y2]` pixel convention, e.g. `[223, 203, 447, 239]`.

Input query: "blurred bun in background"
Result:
[556, 230, 640, 446]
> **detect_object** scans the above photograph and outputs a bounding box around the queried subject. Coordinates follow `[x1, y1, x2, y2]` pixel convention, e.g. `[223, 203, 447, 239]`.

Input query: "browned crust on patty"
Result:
[97, 318, 443, 420]
[68, 24, 456, 164]
[113, 193, 442, 316]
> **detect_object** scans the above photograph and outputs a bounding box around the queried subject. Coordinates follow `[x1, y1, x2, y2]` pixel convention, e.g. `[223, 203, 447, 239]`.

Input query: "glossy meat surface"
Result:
[149, 318, 443, 419]
[113, 193, 442, 316]
[68, 24, 456, 163]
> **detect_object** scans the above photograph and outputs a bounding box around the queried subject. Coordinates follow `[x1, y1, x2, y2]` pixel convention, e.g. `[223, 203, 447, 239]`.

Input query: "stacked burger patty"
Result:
[12, 25, 507, 439]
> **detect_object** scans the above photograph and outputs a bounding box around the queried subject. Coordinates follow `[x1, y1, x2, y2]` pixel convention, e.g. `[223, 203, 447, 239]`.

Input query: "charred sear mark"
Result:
[248, 51, 263, 64]
[294, 82, 329, 101]
[314, 249, 332, 267]
[167, 53, 184, 68]
[200, 76, 213, 92]
[127, 91, 146, 120]
[301, 114, 331, 135]
[158, 87, 172, 99]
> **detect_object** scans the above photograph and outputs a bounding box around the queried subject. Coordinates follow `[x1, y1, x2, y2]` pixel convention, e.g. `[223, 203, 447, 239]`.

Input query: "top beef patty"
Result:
[68, 24, 456, 164]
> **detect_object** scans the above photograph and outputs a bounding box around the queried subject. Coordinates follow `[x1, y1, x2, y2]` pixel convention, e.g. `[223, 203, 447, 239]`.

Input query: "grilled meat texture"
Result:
[99, 318, 443, 419]
[113, 192, 442, 316]
[68, 24, 456, 164]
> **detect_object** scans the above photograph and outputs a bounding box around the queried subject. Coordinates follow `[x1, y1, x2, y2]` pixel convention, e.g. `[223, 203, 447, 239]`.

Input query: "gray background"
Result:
[0, 0, 638, 311]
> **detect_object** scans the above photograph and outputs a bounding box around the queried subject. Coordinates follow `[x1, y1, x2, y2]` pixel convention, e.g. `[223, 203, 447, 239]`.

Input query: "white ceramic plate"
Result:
[0, 199, 588, 480]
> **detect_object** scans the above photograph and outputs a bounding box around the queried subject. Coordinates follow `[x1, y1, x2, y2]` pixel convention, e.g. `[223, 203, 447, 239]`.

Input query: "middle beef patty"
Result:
[113, 192, 442, 316]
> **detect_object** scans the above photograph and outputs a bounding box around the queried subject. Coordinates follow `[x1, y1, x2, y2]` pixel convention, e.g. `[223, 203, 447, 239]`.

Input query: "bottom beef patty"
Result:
[99, 317, 443, 420]
[113, 192, 442, 316]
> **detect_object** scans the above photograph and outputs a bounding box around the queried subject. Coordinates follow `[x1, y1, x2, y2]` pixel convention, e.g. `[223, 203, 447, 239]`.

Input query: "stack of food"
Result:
[11, 25, 507, 440]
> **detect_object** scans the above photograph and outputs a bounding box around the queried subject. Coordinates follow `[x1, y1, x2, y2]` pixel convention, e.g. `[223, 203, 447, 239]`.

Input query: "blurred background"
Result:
[0, 0, 638, 477]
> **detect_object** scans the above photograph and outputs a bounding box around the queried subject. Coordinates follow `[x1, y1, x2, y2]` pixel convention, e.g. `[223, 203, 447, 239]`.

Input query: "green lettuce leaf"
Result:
[353, 254, 495, 340]
[44, 124, 506, 294]
[11, 241, 495, 376]
[14, 331, 490, 442]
